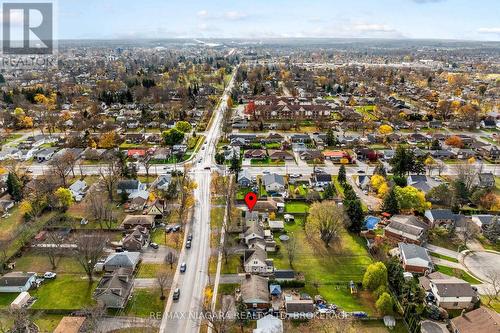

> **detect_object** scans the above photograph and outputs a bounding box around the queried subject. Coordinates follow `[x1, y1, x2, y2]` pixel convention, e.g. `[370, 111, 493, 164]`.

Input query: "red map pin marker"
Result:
[244, 192, 258, 211]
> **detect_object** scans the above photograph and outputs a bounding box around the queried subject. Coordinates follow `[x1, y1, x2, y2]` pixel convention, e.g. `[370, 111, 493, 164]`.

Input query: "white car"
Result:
[43, 272, 57, 279]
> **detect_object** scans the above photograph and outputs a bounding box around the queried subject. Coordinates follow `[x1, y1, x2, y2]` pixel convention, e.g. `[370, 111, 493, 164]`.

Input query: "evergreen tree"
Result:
[6, 172, 22, 202]
[323, 183, 336, 199]
[326, 128, 338, 147]
[343, 184, 364, 233]
[374, 163, 387, 177]
[229, 154, 242, 177]
[382, 187, 400, 215]
[390, 145, 416, 176]
[338, 165, 347, 185]
[215, 152, 225, 165]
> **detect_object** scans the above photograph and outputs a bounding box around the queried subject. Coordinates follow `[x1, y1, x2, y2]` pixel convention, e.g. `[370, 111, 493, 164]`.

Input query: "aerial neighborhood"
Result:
[0, 37, 499, 333]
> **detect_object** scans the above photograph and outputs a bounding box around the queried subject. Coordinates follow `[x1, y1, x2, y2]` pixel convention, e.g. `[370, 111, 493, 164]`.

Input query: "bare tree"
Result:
[220, 235, 234, 265]
[455, 163, 478, 193]
[79, 305, 106, 333]
[456, 219, 479, 249]
[49, 155, 73, 187]
[436, 160, 446, 177]
[74, 233, 108, 283]
[156, 269, 170, 300]
[285, 233, 298, 269]
[483, 270, 500, 306]
[85, 190, 115, 229]
[41, 231, 64, 270]
[142, 155, 153, 182]
[199, 295, 233, 333]
[166, 251, 177, 269]
[99, 157, 121, 202]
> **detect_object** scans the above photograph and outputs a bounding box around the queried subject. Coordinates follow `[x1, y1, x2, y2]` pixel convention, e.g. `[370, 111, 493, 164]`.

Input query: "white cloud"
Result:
[197, 10, 208, 18]
[352, 23, 396, 33]
[477, 27, 500, 34]
[412, 0, 446, 3]
[196, 10, 249, 21]
[224, 11, 247, 20]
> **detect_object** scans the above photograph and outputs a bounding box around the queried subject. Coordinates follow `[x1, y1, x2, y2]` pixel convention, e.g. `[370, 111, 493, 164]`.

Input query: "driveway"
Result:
[424, 244, 459, 259]
[346, 176, 381, 210]
[141, 245, 176, 264]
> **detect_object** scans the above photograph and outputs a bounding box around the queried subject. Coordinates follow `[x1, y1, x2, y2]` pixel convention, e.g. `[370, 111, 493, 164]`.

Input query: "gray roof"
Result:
[240, 274, 269, 304]
[104, 252, 140, 269]
[398, 243, 432, 267]
[117, 179, 140, 190]
[0, 272, 35, 287]
[427, 209, 456, 221]
[432, 279, 476, 297]
[262, 173, 285, 187]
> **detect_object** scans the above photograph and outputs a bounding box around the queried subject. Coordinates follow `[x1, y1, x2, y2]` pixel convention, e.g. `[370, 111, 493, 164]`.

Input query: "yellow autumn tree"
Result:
[98, 131, 117, 148]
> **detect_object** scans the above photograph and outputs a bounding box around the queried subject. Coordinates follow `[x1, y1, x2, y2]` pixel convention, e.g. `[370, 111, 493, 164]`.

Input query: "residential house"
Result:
[116, 180, 145, 195]
[245, 149, 267, 160]
[398, 243, 433, 274]
[243, 220, 265, 245]
[69, 180, 87, 202]
[323, 150, 350, 163]
[122, 226, 150, 251]
[268, 150, 294, 161]
[0, 197, 14, 213]
[384, 215, 428, 245]
[33, 147, 57, 162]
[311, 173, 332, 188]
[407, 175, 442, 194]
[273, 270, 296, 282]
[121, 215, 155, 229]
[93, 268, 133, 309]
[471, 215, 496, 231]
[0, 272, 36, 293]
[357, 175, 371, 190]
[254, 198, 284, 215]
[479, 145, 500, 160]
[268, 220, 284, 232]
[153, 174, 172, 191]
[262, 174, 285, 193]
[244, 248, 274, 274]
[430, 278, 477, 310]
[299, 150, 324, 162]
[450, 307, 500, 333]
[238, 170, 254, 187]
[103, 252, 140, 272]
[478, 173, 495, 188]
[146, 200, 165, 218]
[424, 209, 458, 228]
[240, 274, 270, 311]
[253, 314, 283, 333]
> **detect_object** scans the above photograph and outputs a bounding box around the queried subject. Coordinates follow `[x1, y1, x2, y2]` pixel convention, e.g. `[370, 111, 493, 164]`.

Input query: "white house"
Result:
[430, 278, 476, 310]
[0, 272, 36, 293]
[244, 248, 274, 274]
[253, 314, 283, 333]
[69, 180, 87, 202]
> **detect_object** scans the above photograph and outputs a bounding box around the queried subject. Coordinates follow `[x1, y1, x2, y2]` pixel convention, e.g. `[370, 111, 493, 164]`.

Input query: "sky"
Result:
[50, 0, 500, 40]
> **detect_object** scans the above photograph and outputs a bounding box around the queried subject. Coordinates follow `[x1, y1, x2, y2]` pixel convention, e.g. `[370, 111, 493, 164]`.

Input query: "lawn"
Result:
[284, 202, 309, 214]
[14, 253, 84, 274]
[333, 176, 345, 198]
[269, 217, 374, 313]
[429, 252, 459, 263]
[137, 263, 169, 278]
[289, 184, 308, 198]
[0, 207, 23, 240]
[34, 314, 64, 333]
[250, 157, 284, 166]
[31, 275, 97, 310]
[122, 289, 165, 317]
[0, 293, 18, 308]
[435, 265, 482, 284]
[481, 296, 500, 313]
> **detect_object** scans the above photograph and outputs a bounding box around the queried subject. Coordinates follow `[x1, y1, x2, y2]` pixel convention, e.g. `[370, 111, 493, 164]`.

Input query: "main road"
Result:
[158, 68, 238, 333]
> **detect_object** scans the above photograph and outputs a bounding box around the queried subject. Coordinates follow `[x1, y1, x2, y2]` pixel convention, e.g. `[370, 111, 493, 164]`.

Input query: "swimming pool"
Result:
[364, 216, 380, 230]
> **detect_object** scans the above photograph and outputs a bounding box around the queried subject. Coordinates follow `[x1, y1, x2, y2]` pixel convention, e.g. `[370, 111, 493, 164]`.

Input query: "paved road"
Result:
[158, 68, 238, 333]
[96, 316, 159, 333]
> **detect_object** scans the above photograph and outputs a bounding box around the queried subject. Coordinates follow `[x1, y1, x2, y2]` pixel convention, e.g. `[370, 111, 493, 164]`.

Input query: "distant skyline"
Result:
[50, 0, 500, 41]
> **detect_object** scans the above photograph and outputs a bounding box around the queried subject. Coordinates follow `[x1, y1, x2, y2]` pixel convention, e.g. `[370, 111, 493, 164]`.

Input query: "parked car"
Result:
[149, 242, 159, 249]
[186, 240, 191, 249]
[187, 234, 193, 241]
[173, 288, 180, 301]
[165, 226, 173, 233]
[43, 272, 57, 279]
[180, 262, 187, 273]
[115, 247, 124, 253]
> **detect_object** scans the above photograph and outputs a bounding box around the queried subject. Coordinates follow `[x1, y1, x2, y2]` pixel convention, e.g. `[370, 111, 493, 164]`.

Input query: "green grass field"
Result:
[31, 275, 97, 310]
[269, 216, 374, 313]
[435, 265, 482, 284]
[284, 202, 310, 214]
[121, 289, 165, 317]
[429, 252, 459, 263]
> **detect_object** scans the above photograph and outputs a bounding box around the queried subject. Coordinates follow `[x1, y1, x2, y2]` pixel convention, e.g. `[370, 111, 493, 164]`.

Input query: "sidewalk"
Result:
[425, 244, 460, 259]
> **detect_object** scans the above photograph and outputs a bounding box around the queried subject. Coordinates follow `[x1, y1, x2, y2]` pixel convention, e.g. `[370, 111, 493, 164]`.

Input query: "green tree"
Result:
[326, 128, 338, 147]
[175, 121, 192, 133]
[390, 145, 416, 176]
[363, 262, 388, 291]
[54, 187, 73, 211]
[6, 172, 22, 202]
[386, 257, 405, 296]
[374, 163, 387, 177]
[382, 187, 400, 215]
[338, 165, 347, 185]
[306, 201, 348, 247]
[229, 154, 242, 176]
[323, 183, 336, 199]
[162, 128, 185, 146]
[394, 185, 430, 212]
[343, 184, 364, 233]
[215, 152, 225, 165]
[235, 298, 248, 332]
[376, 292, 393, 315]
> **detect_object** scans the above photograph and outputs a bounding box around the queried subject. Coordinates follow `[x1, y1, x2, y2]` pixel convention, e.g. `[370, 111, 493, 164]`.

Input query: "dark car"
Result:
[165, 226, 173, 233]
[149, 242, 159, 249]
[186, 240, 191, 249]
[180, 262, 186, 273]
[187, 234, 193, 241]
[173, 288, 180, 301]
[115, 247, 124, 252]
